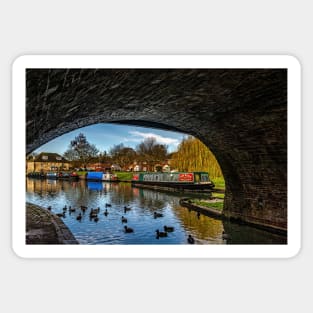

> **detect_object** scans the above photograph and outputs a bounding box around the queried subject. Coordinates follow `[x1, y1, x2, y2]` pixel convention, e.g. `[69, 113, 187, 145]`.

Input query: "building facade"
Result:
[26, 152, 70, 173]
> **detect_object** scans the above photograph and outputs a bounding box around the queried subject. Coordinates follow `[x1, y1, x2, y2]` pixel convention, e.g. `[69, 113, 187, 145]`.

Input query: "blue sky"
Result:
[34, 123, 187, 155]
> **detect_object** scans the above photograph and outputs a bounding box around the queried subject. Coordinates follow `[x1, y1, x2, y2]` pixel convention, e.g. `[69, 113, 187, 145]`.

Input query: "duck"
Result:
[80, 205, 87, 213]
[47, 206, 52, 211]
[105, 203, 112, 207]
[121, 216, 128, 223]
[156, 229, 168, 238]
[163, 225, 174, 232]
[154, 212, 163, 218]
[222, 231, 231, 240]
[63, 205, 67, 212]
[94, 216, 99, 222]
[188, 235, 195, 244]
[69, 207, 76, 212]
[89, 210, 98, 218]
[124, 206, 131, 213]
[56, 212, 66, 218]
[124, 226, 134, 233]
[104, 209, 109, 216]
[76, 213, 82, 221]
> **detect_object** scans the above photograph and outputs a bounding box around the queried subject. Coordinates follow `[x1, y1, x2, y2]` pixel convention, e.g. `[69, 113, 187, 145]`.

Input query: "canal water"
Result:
[26, 178, 287, 245]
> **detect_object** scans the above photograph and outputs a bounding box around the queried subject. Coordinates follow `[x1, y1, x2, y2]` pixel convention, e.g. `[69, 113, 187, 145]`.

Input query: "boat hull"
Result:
[131, 180, 214, 191]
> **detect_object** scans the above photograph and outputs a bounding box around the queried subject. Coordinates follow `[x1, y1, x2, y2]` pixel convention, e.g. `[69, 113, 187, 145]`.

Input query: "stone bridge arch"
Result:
[26, 68, 287, 232]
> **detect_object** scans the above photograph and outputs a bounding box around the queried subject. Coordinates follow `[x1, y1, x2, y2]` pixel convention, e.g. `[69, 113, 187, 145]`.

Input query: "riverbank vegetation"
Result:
[192, 199, 224, 211]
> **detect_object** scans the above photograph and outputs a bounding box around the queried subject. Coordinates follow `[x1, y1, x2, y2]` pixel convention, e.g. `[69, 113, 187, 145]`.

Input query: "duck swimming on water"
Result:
[124, 226, 134, 233]
[124, 206, 131, 213]
[156, 229, 168, 238]
[163, 225, 174, 232]
[188, 235, 195, 244]
[154, 212, 163, 218]
[76, 213, 82, 221]
[222, 231, 231, 240]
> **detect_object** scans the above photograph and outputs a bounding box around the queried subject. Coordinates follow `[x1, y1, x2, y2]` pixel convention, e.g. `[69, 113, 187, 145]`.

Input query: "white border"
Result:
[12, 55, 301, 258]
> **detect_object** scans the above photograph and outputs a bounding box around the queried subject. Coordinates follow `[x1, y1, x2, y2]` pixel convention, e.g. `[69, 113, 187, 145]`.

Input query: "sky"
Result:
[34, 123, 187, 155]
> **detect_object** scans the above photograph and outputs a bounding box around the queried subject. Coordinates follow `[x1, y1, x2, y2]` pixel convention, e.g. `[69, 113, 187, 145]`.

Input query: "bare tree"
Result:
[63, 133, 99, 168]
[136, 137, 168, 171]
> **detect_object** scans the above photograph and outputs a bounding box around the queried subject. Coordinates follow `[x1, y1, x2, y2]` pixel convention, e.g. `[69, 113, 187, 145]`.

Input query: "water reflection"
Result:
[26, 178, 287, 245]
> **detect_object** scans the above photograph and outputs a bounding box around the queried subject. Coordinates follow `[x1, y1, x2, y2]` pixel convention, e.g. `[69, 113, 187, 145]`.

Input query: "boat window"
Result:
[201, 174, 209, 182]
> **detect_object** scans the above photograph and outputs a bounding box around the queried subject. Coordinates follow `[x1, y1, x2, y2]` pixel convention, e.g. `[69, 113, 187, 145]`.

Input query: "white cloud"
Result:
[128, 131, 180, 146]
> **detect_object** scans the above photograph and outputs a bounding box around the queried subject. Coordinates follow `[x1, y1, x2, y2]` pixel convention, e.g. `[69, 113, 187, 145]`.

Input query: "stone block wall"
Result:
[26, 69, 287, 231]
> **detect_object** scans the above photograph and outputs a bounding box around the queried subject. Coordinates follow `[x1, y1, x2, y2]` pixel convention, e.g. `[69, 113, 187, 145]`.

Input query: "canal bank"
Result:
[179, 198, 288, 237]
[26, 203, 78, 244]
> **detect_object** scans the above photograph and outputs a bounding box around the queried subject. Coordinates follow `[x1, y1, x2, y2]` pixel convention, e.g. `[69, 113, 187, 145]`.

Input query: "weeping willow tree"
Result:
[171, 136, 223, 178]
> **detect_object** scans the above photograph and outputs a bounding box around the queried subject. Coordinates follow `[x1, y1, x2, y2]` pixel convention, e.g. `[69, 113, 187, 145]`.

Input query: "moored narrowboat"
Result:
[69, 172, 79, 180]
[131, 172, 215, 191]
[58, 172, 70, 179]
[27, 172, 46, 179]
[86, 172, 119, 182]
[46, 172, 58, 179]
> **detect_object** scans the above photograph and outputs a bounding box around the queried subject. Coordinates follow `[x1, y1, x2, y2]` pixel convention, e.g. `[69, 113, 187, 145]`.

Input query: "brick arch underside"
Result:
[26, 69, 287, 231]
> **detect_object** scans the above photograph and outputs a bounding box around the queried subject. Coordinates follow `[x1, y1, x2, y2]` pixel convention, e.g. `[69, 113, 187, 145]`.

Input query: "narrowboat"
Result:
[69, 172, 79, 180]
[27, 172, 46, 179]
[55, 172, 79, 180]
[86, 172, 119, 182]
[131, 172, 215, 191]
[57, 172, 70, 179]
[46, 172, 58, 179]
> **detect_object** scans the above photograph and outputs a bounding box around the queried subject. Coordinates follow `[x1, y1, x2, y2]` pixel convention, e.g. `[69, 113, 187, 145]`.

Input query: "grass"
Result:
[76, 171, 87, 176]
[193, 199, 224, 211]
[211, 192, 225, 199]
[211, 176, 225, 190]
[115, 171, 133, 181]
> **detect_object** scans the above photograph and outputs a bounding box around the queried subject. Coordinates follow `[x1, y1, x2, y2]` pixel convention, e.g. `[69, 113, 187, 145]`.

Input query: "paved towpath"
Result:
[26, 203, 78, 244]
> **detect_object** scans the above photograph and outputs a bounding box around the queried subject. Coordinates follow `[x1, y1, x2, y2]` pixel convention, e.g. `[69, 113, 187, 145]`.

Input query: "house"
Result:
[86, 163, 112, 172]
[127, 161, 148, 172]
[26, 152, 70, 173]
[111, 164, 122, 171]
[127, 160, 172, 172]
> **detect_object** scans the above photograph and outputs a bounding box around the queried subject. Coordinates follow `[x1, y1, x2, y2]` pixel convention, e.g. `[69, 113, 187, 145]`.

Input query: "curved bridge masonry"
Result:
[26, 68, 287, 233]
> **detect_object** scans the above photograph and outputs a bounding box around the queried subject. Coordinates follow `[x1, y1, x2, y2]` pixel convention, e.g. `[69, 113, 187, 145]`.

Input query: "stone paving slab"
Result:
[26, 203, 78, 244]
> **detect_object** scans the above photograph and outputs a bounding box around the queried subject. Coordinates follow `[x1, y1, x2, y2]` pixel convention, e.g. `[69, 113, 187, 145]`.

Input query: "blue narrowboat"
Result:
[86, 172, 119, 182]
